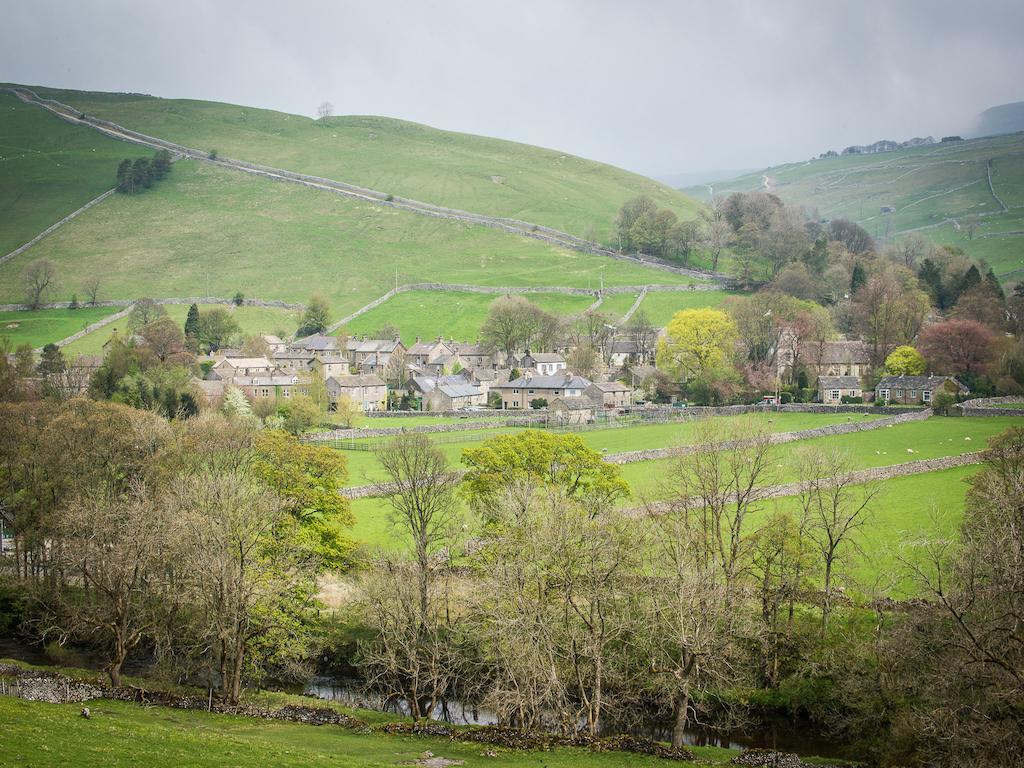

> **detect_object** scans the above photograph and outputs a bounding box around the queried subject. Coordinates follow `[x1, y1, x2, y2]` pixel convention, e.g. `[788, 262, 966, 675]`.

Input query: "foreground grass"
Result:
[62, 303, 302, 356]
[0, 162, 696, 316]
[0, 92, 132, 257]
[24, 85, 704, 247]
[0, 694, 739, 767]
[0, 306, 119, 349]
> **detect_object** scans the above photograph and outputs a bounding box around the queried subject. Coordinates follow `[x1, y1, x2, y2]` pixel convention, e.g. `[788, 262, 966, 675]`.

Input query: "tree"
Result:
[83, 276, 102, 306]
[479, 295, 537, 360]
[462, 430, 629, 520]
[795, 445, 879, 627]
[44, 481, 176, 686]
[884, 345, 926, 376]
[128, 298, 167, 330]
[297, 292, 331, 337]
[22, 259, 58, 309]
[232, 291, 245, 306]
[827, 218, 874, 254]
[317, 101, 334, 122]
[615, 196, 657, 251]
[278, 395, 321, 435]
[151, 149, 172, 180]
[36, 343, 67, 399]
[699, 208, 732, 271]
[197, 307, 240, 352]
[332, 394, 362, 429]
[849, 262, 867, 294]
[251, 430, 355, 569]
[138, 315, 192, 364]
[183, 302, 200, 348]
[656, 308, 737, 382]
[625, 309, 658, 363]
[919, 319, 996, 378]
[173, 469, 318, 705]
[116, 158, 133, 192]
[566, 344, 600, 379]
[852, 269, 930, 367]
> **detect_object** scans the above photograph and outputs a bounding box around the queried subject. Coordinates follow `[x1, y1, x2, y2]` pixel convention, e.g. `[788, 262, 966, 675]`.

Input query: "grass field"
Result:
[685, 133, 1024, 282]
[0, 306, 120, 349]
[0, 161, 697, 314]
[635, 290, 733, 326]
[0, 695, 742, 768]
[343, 290, 601, 344]
[61, 303, 301, 356]
[0, 92, 134, 257]
[20, 85, 704, 246]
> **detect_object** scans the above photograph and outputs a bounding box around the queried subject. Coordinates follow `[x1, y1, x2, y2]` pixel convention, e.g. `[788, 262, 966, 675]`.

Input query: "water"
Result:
[304, 676, 845, 758]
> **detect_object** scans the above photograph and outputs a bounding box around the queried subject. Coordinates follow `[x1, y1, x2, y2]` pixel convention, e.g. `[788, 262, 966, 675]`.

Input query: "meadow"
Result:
[0, 306, 120, 349]
[23, 85, 704, 245]
[0, 162, 696, 315]
[0, 92, 133, 256]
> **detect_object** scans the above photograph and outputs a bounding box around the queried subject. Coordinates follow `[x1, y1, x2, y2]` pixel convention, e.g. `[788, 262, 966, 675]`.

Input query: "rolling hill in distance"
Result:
[684, 131, 1024, 285]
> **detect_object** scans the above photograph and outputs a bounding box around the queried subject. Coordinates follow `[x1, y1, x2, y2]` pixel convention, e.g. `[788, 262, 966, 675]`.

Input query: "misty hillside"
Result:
[972, 100, 1024, 138]
[684, 132, 1024, 284]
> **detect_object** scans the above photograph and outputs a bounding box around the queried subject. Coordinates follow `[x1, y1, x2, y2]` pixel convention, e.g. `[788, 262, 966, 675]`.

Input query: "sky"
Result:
[3, 0, 1023, 180]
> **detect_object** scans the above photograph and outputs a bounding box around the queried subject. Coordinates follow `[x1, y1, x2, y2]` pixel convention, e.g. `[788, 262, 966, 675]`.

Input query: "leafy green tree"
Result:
[197, 307, 240, 352]
[277, 395, 321, 435]
[232, 292, 245, 306]
[850, 261, 867, 294]
[462, 430, 630, 518]
[884, 345, 926, 376]
[656, 308, 738, 382]
[252, 430, 355, 569]
[297, 292, 331, 337]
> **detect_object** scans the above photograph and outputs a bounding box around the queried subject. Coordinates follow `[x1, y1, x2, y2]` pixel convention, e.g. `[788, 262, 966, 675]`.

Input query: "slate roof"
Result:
[802, 340, 870, 364]
[293, 334, 341, 352]
[213, 357, 274, 369]
[327, 374, 386, 388]
[551, 395, 596, 410]
[436, 383, 482, 399]
[588, 381, 632, 392]
[529, 352, 565, 363]
[875, 375, 967, 392]
[503, 374, 591, 390]
[818, 376, 862, 389]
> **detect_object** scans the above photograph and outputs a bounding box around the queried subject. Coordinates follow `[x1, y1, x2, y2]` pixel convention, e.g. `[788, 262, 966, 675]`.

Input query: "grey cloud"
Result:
[2, 0, 1022, 179]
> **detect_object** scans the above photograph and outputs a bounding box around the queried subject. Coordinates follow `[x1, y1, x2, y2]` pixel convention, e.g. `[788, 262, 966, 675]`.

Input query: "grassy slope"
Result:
[0, 306, 119, 349]
[62, 303, 301, 356]
[343, 290, 599, 345]
[23, 85, 704, 244]
[0, 161, 694, 314]
[685, 133, 1024, 281]
[0, 92, 134, 256]
[0, 696, 735, 768]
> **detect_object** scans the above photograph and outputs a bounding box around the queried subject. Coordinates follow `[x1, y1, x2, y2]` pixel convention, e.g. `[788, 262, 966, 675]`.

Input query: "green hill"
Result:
[19, 84, 702, 244]
[685, 133, 1024, 284]
[0, 84, 717, 343]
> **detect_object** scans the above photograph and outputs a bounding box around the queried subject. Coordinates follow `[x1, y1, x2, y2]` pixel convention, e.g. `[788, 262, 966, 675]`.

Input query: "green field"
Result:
[61, 302, 301, 356]
[685, 133, 1024, 283]
[635, 290, 733, 326]
[0, 92, 134, 257]
[343, 290, 601, 344]
[21, 85, 704, 246]
[0, 306, 120, 349]
[0, 695, 739, 768]
[0, 161, 697, 314]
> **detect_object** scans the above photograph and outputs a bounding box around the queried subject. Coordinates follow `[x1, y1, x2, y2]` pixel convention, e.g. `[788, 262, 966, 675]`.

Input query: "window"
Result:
[283, 388, 290, 397]
[895, 389, 903, 398]
[880, 389, 890, 400]
[528, 389, 534, 394]
[909, 390, 916, 398]
[513, 388, 519, 394]
[830, 390, 840, 400]
[922, 390, 932, 402]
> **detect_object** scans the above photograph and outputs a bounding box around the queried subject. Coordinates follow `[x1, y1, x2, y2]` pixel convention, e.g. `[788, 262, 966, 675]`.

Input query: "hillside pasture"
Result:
[0, 92, 133, 257]
[23, 85, 705, 246]
[0, 162, 697, 317]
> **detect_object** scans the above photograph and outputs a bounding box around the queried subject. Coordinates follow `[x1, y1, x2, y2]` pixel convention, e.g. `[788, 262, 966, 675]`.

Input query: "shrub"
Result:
[69, 294, 79, 310]
[208, 149, 218, 160]
[529, 398, 548, 409]
[384, 193, 394, 202]
[232, 292, 245, 306]
[780, 391, 794, 404]
[841, 395, 864, 404]
[931, 391, 957, 415]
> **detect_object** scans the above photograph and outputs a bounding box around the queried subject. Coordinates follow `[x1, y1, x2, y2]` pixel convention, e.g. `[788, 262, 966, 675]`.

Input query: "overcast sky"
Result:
[3, 1, 1023, 179]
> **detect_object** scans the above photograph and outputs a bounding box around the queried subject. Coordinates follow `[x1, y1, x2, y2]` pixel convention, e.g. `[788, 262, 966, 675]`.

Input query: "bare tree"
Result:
[316, 101, 334, 122]
[699, 207, 732, 272]
[22, 258, 58, 309]
[795, 445, 879, 628]
[42, 481, 177, 686]
[82, 275, 102, 306]
[375, 433, 461, 624]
